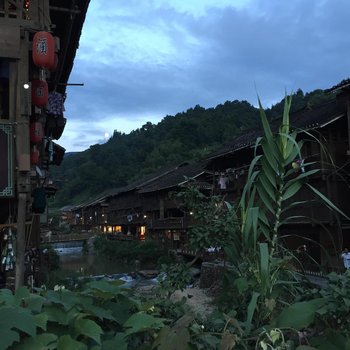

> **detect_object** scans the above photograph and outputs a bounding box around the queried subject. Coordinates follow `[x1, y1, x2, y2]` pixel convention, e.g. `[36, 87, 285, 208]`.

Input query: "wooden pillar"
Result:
[14, 30, 30, 289]
[159, 198, 164, 220]
[15, 193, 26, 289]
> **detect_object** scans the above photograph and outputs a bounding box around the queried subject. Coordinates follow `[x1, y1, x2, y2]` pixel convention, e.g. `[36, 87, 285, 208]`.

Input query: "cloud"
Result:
[61, 0, 350, 151]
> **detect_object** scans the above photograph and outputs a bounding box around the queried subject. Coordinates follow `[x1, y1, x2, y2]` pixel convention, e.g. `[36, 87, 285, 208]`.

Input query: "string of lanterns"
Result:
[30, 31, 58, 167]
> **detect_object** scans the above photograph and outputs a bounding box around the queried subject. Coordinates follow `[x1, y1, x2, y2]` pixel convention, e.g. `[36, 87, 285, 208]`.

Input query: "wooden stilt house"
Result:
[205, 83, 350, 269]
[0, 0, 90, 288]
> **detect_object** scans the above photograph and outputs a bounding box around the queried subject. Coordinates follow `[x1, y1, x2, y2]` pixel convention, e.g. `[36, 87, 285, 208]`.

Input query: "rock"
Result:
[189, 267, 201, 278]
[138, 269, 159, 279]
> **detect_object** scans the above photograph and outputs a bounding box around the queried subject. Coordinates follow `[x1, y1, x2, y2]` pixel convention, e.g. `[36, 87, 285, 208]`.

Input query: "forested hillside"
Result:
[50, 87, 332, 207]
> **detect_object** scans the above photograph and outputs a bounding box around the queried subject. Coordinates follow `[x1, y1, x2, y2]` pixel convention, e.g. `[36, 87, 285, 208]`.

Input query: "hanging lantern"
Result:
[32, 31, 55, 69]
[30, 122, 43, 144]
[31, 79, 48, 107]
[47, 53, 58, 72]
[30, 145, 40, 165]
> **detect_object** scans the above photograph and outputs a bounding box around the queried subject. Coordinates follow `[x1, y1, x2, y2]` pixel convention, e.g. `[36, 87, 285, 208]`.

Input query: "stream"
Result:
[54, 246, 159, 288]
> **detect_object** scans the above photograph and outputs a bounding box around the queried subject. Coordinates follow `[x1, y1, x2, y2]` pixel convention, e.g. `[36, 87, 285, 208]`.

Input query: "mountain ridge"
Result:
[50, 86, 333, 207]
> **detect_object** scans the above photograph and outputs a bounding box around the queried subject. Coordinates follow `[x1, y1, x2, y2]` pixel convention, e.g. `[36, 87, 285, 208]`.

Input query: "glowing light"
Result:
[104, 132, 110, 140]
[23, 83, 30, 89]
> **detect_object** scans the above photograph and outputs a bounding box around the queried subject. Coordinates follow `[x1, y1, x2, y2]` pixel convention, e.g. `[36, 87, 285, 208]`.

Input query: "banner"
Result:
[0, 124, 14, 197]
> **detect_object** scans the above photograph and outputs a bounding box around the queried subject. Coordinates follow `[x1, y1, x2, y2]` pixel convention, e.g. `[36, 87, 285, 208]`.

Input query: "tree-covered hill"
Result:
[50, 86, 333, 208]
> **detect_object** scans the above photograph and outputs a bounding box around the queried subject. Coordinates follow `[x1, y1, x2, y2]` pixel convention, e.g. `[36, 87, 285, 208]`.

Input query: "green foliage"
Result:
[272, 298, 325, 330]
[0, 281, 173, 350]
[209, 95, 349, 347]
[173, 185, 239, 253]
[311, 270, 350, 333]
[212, 97, 308, 333]
[158, 263, 192, 297]
[93, 237, 164, 263]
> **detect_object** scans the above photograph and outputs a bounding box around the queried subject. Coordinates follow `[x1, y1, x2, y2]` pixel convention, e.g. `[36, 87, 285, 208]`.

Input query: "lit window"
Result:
[140, 226, 146, 236]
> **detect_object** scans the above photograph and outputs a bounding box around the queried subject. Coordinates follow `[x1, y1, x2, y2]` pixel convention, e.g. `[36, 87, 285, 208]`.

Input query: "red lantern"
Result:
[31, 146, 40, 165]
[32, 31, 55, 69]
[31, 79, 48, 107]
[30, 122, 44, 144]
[47, 53, 58, 71]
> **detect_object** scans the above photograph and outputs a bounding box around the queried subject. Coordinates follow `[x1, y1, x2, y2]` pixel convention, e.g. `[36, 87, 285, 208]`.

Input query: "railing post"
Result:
[5, 0, 9, 17]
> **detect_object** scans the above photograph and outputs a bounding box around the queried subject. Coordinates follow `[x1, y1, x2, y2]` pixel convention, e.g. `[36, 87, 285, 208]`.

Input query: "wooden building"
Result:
[0, 0, 90, 288]
[72, 162, 212, 247]
[205, 84, 350, 269]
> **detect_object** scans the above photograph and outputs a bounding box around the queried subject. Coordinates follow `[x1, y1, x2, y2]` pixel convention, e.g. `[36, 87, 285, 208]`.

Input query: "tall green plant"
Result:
[239, 95, 348, 254]
[223, 95, 349, 333]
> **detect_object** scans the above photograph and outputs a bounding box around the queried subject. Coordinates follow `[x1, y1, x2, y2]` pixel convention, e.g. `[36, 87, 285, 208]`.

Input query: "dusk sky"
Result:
[61, 0, 350, 152]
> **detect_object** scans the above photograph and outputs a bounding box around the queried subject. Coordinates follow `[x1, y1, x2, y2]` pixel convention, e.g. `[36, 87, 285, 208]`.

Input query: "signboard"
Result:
[0, 124, 14, 197]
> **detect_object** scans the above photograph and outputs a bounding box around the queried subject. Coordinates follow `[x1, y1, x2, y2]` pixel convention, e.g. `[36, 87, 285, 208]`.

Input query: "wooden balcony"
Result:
[0, 0, 50, 27]
[149, 216, 195, 230]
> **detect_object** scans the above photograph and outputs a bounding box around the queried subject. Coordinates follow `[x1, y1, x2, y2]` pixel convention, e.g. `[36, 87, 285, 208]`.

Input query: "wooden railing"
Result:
[42, 233, 92, 243]
[0, 0, 50, 27]
[0, 0, 28, 19]
[295, 263, 344, 277]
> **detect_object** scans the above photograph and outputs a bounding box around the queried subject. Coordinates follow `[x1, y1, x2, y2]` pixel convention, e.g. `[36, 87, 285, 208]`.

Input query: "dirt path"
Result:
[170, 286, 215, 317]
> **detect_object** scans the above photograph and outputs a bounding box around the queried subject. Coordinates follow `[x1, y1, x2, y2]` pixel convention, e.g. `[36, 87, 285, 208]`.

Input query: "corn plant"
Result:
[223, 95, 350, 335]
[239, 95, 348, 254]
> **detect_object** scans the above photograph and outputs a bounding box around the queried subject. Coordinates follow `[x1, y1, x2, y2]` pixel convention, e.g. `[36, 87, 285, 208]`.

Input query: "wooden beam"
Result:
[56, 83, 84, 86]
[49, 5, 80, 14]
[0, 221, 32, 229]
[347, 100, 350, 154]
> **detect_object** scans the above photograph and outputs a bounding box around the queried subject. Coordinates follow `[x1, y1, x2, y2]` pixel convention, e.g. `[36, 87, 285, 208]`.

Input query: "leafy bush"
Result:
[93, 236, 164, 264]
[0, 281, 168, 350]
[158, 263, 192, 298]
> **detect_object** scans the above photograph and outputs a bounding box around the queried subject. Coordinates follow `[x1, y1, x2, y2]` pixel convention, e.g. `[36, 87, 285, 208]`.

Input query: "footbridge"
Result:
[42, 232, 93, 244]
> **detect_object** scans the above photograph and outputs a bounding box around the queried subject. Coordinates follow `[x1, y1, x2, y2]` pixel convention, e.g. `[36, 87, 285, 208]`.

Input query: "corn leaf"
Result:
[282, 182, 302, 201]
[307, 184, 350, 220]
[258, 97, 273, 140]
[259, 173, 277, 199]
[256, 185, 275, 215]
[244, 292, 260, 335]
[261, 157, 277, 188]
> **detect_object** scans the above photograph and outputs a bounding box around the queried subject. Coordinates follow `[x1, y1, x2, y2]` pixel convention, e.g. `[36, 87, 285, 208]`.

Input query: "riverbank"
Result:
[135, 278, 215, 318]
[53, 244, 216, 318]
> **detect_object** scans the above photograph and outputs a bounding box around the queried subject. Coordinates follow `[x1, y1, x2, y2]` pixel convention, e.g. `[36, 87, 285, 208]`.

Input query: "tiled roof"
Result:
[75, 162, 206, 209]
[138, 162, 209, 193]
[207, 99, 345, 160]
[108, 162, 193, 197]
